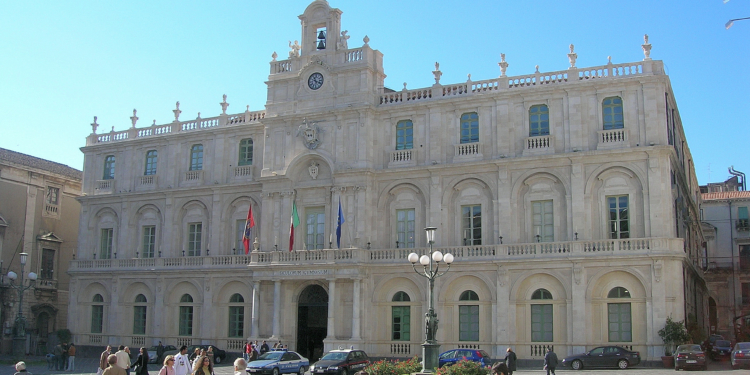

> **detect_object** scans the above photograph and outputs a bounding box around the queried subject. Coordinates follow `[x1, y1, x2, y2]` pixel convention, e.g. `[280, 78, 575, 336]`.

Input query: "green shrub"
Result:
[365, 357, 421, 375]
[435, 359, 489, 375]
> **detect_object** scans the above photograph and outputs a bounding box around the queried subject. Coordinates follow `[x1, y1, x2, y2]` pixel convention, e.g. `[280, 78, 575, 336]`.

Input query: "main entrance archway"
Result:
[297, 284, 328, 362]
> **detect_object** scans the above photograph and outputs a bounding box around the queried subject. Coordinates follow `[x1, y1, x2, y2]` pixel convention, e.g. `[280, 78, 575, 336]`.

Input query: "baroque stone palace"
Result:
[69, 0, 708, 362]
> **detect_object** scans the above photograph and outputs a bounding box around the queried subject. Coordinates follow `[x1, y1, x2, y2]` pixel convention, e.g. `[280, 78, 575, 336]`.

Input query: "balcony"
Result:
[95, 179, 115, 195]
[453, 143, 483, 162]
[233, 165, 253, 180]
[737, 219, 749, 232]
[182, 170, 203, 186]
[136, 175, 158, 191]
[597, 128, 629, 150]
[523, 135, 554, 156]
[388, 149, 417, 168]
[68, 237, 682, 273]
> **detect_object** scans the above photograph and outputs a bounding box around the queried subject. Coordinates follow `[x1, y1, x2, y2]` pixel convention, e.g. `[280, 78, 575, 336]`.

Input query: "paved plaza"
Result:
[0, 357, 741, 375]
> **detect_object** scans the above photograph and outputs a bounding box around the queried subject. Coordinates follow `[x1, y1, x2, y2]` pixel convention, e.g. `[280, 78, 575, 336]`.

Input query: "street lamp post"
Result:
[726, 16, 750, 29]
[408, 227, 454, 373]
[7, 252, 37, 357]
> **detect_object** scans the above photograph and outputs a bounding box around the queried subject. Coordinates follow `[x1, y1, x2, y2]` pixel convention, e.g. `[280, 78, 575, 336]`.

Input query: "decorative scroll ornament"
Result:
[296, 117, 324, 149]
[308, 161, 319, 180]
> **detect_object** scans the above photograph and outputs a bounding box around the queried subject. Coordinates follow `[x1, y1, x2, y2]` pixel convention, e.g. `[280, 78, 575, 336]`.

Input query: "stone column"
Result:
[251, 281, 260, 338]
[109, 277, 120, 340]
[327, 278, 336, 338]
[272, 280, 281, 338]
[570, 263, 587, 355]
[352, 278, 361, 340]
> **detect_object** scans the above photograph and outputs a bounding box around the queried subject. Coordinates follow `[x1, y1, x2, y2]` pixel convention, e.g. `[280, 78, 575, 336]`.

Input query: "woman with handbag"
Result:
[158, 356, 175, 375]
[131, 347, 150, 375]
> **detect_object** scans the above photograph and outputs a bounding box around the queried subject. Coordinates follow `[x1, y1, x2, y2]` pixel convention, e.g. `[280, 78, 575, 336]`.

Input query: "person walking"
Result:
[233, 358, 247, 375]
[157, 342, 165, 363]
[249, 345, 258, 362]
[131, 347, 150, 375]
[173, 346, 190, 375]
[104, 354, 127, 375]
[206, 347, 215, 369]
[260, 341, 269, 355]
[61, 343, 69, 371]
[54, 343, 64, 370]
[14, 361, 31, 375]
[99, 346, 113, 375]
[158, 356, 175, 375]
[244, 342, 252, 362]
[504, 347, 517, 375]
[543, 347, 558, 375]
[192, 356, 211, 375]
[67, 343, 77, 371]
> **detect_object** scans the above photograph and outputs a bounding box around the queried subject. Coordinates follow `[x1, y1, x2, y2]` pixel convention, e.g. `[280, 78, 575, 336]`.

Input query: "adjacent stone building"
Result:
[68, 0, 707, 362]
[0, 147, 82, 354]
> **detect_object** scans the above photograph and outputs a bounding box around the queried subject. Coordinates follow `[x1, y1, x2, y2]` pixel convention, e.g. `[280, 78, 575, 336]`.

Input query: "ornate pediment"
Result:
[37, 232, 63, 243]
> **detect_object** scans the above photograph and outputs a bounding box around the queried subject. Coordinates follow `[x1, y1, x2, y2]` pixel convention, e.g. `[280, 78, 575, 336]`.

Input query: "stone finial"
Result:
[642, 34, 652, 61]
[498, 53, 509, 77]
[220, 94, 229, 115]
[246, 105, 250, 113]
[403, 82, 407, 91]
[608, 56, 612, 64]
[432, 62, 442, 85]
[567, 44, 578, 68]
[467, 74, 471, 82]
[535, 65, 540, 73]
[272, 51, 278, 61]
[152, 119, 156, 126]
[91, 116, 99, 134]
[130, 109, 139, 128]
[197, 112, 201, 119]
[173, 101, 182, 122]
[363, 35, 370, 45]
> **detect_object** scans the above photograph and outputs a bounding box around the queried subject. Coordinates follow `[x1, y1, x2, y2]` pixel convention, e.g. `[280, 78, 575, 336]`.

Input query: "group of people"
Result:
[491, 347, 558, 375]
[243, 340, 286, 361]
[97, 345, 151, 375]
[47, 342, 77, 371]
[98, 345, 221, 375]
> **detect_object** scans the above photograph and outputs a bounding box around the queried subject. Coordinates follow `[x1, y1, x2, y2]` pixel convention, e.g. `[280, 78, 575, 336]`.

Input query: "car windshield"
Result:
[677, 345, 701, 352]
[737, 343, 750, 350]
[320, 352, 348, 361]
[259, 352, 283, 361]
[716, 340, 731, 347]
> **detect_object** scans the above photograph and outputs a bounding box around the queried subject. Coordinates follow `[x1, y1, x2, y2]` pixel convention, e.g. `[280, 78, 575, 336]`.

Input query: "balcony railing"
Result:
[69, 237, 682, 272]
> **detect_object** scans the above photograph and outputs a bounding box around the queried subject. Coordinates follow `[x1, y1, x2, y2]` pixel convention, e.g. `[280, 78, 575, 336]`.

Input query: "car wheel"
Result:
[674, 365, 679, 371]
[571, 359, 582, 370]
[299, 366, 306, 375]
[617, 359, 628, 369]
[214, 356, 223, 364]
[732, 363, 739, 370]
[273, 368, 280, 375]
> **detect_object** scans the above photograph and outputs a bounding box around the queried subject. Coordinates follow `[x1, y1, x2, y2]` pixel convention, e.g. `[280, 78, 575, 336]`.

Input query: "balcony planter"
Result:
[660, 355, 674, 368]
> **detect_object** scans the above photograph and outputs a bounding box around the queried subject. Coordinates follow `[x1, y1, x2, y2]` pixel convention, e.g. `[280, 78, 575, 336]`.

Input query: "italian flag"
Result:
[289, 200, 300, 251]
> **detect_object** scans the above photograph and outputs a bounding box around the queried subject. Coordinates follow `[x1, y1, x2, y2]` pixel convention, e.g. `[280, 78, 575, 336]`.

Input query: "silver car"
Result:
[731, 342, 750, 370]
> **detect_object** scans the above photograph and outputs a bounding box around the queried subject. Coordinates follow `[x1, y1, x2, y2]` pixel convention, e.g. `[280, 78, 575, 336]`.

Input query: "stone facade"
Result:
[69, 0, 707, 362]
[0, 147, 82, 354]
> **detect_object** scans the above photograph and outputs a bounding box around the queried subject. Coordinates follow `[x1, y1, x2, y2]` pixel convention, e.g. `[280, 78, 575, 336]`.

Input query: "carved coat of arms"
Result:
[296, 118, 323, 149]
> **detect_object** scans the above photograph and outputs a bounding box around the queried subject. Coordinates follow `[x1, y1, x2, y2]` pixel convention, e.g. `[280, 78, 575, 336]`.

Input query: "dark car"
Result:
[703, 334, 724, 352]
[731, 342, 750, 370]
[148, 345, 177, 364]
[309, 349, 369, 375]
[247, 350, 309, 375]
[438, 349, 492, 368]
[711, 340, 732, 360]
[561, 346, 640, 370]
[674, 344, 707, 371]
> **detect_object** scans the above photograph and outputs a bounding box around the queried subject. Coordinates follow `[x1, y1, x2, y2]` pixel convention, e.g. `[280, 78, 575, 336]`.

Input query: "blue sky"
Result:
[1, 0, 748, 185]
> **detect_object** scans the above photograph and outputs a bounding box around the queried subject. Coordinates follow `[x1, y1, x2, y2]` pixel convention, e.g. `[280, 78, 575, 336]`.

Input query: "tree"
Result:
[658, 316, 691, 356]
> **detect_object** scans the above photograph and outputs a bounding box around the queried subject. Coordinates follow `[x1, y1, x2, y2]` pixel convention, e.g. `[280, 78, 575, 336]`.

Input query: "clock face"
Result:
[308, 72, 324, 90]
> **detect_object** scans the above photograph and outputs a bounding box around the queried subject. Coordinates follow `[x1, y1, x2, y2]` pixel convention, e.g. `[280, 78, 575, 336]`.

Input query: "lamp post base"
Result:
[420, 341, 440, 373]
[12, 336, 26, 357]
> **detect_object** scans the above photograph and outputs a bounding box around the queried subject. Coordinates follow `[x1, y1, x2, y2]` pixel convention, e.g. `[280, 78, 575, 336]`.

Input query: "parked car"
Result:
[731, 342, 750, 370]
[438, 349, 492, 368]
[703, 334, 724, 352]
[247, 350, 309, 375]
[309, 349, 369, 375]
[673, 344, 707, 371]
[711, 340, 732, 360]
[560, 346, 641, 370]
[148, 345, 177, 364]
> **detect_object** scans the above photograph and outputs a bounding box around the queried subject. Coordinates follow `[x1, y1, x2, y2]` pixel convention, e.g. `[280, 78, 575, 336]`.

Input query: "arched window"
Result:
[179, 294, 194, 336]
[144, 150, 158, 175]
[602, 97, 624, 130]
[91, 294, 104, 333]
[238, 139, 253, 166]
[103, 155, 116, 180]
[460, 112, 479, 144]
[133, 294, 147, 335]
[228, 293, 244, 338]
[607, 287, 632, 342]
[529, 105, 549, 136]
[530, 289, 553, 342]
[189, 144, 203, 171]
[392, 291, 411, 341]
[396, 120, 413, 150]
[459, 290, 479, 341]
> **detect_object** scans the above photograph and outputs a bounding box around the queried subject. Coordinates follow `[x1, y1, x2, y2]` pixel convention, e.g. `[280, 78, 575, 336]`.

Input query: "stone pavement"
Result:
[0, 356, 739, 375]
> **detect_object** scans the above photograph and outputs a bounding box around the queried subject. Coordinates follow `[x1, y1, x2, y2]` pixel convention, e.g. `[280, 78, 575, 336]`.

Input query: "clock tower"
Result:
[264, 0, 386, 117]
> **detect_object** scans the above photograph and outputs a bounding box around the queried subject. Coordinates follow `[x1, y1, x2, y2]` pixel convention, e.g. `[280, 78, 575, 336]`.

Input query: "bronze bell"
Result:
[317, 40, 326, 50]
[317, 30, 326, 39]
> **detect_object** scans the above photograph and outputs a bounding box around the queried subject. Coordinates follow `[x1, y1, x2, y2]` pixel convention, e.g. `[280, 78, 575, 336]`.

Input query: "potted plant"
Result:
[658, 316, 690, 368]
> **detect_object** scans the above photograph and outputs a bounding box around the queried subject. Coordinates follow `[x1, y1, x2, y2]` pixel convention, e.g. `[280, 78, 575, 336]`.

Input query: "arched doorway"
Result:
[709, 297, 718, 334]
[297, 284, 328, 362]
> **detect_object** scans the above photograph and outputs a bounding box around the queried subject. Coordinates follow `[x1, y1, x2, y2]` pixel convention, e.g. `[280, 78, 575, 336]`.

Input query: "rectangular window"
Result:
[100, 228, 113, 259]
[532, 200, 554, 242]
[461, 205, 482, 245]
[190, 145, 203, 171]
[239, 139, 253, 166]
[740, 245, 750, 271]
[459, 305, 479, 341]
[396, 209, 415, 248]
[103, 155, 116, 180]
[91, 305, 104, 333]
[305, 207, 325, 250]
[531, 304, 553, 342]
[188, 223, 202, 256]
[743, 283, 750, 306]
[529, 105, 550, 137]
[460, 112, 479, 144]
[236, 219, 248, 253]
[45, 186, 59, 205]
[41, 249, 54, 280]
[392, 306, 411, 341]
[144, 150, 157, 175]
[607, 195, 630, 239]
[739, 207, 749, 229]
[133, 306, 147, 335]
[179, 306, 193, 336]
[396, 120, 413, 150]
[142, 226, 156, 258]
[602, 97, 624, 130]
[607, 303, 632, 342]
[228, 306, 244, 337]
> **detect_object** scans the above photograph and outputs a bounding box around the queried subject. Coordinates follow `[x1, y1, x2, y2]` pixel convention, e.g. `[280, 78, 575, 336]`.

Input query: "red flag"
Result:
[242, 204, 255, 254]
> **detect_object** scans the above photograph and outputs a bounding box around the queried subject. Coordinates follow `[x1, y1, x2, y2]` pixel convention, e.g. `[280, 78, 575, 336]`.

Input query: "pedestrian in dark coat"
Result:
[504, 347, 517, 375]
[490, 361, 508, 375]
[543, 347, 558, 375]
[130, 347, 150, 375]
